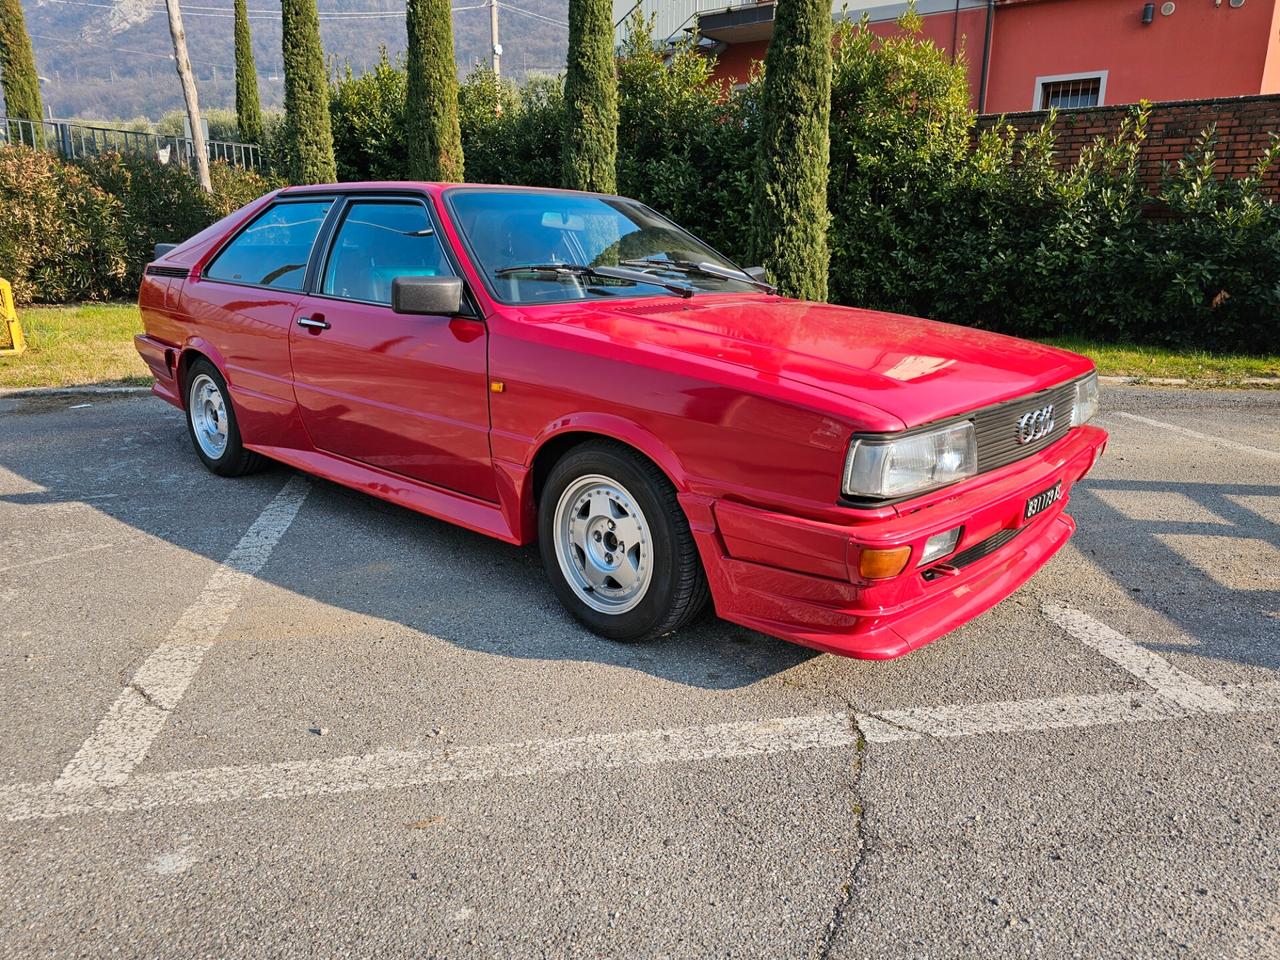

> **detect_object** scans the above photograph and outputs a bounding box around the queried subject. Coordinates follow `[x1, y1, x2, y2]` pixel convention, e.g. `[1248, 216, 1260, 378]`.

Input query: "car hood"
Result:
[558, 295, 1094, 429]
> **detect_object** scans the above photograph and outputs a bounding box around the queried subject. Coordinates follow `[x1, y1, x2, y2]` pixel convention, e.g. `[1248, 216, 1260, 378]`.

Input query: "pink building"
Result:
[621, 0, 1280, 112]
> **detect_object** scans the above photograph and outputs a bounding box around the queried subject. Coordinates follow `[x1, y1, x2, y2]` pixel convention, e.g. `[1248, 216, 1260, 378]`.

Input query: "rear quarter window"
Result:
[204, 200, 333, 290]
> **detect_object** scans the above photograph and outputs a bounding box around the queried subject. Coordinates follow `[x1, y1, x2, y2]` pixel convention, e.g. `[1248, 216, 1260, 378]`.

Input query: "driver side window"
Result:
[322, 200, 449, 305]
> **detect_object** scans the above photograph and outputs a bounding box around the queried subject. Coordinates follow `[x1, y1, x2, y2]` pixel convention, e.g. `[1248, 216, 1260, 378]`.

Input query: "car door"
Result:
[192, 196, 337, 446]
[288, 195, 497, 502]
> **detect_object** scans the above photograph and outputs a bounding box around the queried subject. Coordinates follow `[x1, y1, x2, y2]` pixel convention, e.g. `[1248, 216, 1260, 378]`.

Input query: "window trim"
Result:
[1033, 70, 1107, 111]
[305, 192, 481, 319]
[441, 185, 756, 308]
[200, 196, 339, 294]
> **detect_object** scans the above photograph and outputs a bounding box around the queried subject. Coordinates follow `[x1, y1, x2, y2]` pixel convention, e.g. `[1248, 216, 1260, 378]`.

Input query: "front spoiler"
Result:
[689, 425, 1107, 659]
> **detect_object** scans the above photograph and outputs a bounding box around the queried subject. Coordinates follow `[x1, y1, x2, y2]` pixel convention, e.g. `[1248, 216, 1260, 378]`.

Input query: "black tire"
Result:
[183, 358, 267, 477]
[538, 440, 710, 642]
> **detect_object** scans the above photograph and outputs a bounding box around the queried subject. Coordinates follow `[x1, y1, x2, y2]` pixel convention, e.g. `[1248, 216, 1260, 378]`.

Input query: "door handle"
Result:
[297, 315, 329, 330]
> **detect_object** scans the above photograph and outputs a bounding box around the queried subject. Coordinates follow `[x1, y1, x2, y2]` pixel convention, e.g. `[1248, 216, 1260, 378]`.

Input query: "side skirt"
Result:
[247, 444, 523, 545]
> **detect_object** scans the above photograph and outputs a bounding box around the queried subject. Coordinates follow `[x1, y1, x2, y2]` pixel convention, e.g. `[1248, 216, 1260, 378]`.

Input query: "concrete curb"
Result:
[1099, 375, 1280, 388]
[0, 385, 152, 398]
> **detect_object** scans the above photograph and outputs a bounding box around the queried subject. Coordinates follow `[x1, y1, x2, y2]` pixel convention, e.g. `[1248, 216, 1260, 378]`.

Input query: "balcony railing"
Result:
[0, 116, 263, 170]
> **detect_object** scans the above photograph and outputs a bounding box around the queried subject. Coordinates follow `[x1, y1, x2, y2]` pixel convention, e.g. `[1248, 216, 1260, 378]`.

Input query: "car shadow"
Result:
[0, 396, 820, 691]
[9, 396, 1272, 687]
[1066, 478, 1280, 670]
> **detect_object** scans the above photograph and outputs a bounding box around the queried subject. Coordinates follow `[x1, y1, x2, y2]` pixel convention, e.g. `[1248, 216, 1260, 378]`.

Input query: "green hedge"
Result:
[824, 14, 1280, 351]
[0, 147, 275, 304]
[326, 17, 1279, 351]
[5, 14, 1277, 350]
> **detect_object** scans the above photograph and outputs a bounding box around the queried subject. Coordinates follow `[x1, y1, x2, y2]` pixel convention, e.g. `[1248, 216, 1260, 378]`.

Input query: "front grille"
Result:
[921, 526, 1024, 581]
[974, 380, 1077, 473]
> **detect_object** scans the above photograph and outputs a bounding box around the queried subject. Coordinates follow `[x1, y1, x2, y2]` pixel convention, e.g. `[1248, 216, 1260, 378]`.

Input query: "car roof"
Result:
[277, 182, 615, 199]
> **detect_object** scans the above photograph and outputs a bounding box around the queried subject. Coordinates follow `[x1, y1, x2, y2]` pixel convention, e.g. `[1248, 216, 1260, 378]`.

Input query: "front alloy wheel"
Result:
[538, 440, 709, 642]
[553, 474, 654, 615]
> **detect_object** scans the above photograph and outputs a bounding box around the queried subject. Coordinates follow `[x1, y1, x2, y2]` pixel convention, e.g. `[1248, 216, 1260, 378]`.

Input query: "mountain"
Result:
[11, 0, 569, 123]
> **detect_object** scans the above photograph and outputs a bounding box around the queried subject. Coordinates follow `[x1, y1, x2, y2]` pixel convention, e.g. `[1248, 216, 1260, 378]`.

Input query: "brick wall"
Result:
[975, 94, 1280, 194]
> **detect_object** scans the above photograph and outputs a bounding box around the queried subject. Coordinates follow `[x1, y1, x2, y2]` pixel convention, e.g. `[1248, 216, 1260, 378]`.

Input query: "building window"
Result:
[1034, 71, 1107, 110]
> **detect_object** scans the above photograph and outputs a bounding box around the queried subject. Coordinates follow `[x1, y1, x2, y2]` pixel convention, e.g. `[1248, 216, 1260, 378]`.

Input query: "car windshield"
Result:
[447, 189, 759, 304]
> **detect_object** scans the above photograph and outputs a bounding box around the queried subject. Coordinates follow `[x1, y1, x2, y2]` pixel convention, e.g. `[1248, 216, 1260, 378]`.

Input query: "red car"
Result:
[136, 182, 1107, 659]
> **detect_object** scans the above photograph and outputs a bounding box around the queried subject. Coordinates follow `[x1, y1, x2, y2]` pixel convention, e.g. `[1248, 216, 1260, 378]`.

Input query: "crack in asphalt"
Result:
[813, 714, 869, 960]
[126, 681, 161, 710]
[863, 709, 938, 741]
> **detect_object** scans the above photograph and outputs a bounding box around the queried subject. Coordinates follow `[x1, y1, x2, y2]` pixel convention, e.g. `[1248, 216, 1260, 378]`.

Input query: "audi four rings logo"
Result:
[1017, 404, 1055, 444]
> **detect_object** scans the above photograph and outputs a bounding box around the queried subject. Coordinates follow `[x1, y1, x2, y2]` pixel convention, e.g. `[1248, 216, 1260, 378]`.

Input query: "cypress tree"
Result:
[405, 0, 464, 181]
[280, 0, 336, 183]
[0, 0, 44, 146]
[233, 0, 264, 144]
[747, 0, 831, 301]
[561, 0, 617, 193]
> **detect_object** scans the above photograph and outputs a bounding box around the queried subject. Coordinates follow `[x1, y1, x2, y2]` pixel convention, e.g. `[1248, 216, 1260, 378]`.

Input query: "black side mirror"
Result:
[392, 276, 464, 316]
[154, 243, 178, 260]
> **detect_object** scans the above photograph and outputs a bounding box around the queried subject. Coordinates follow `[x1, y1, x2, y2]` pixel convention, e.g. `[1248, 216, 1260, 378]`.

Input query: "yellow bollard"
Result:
[0, 278, 26, 356]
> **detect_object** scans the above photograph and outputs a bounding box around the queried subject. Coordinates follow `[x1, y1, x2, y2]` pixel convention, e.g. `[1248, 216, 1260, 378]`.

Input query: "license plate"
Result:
[1024, 481, 1062, 520]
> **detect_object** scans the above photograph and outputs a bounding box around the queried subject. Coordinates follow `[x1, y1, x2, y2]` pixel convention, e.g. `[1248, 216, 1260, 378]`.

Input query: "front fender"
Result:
[490, 412, 696, 547]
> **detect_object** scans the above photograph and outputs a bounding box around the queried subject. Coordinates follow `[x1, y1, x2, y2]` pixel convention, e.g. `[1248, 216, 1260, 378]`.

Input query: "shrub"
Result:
[0, 145, 275, 304]
[827, 10, 973, 310]
[825, 13, 1280, 351]
[330, 54, 409, 182]
[1142, 133, 1280, 350]
[0, 148, 126, 303]
[459, 71, 565, 187]
[80, 151, 275, 291]
[616, 16, 758, 262]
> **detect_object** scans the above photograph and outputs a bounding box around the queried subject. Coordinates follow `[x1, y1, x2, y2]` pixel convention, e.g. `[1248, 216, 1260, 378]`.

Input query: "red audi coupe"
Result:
[135, 182, 1107, 659]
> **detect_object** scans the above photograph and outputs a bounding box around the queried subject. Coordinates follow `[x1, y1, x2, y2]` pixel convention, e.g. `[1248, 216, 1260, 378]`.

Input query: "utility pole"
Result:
[164, 0, 212, 192]
[489, 0, 501, 79]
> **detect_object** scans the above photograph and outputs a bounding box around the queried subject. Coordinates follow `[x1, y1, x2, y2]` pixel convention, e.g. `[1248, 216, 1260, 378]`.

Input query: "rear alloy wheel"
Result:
[184, 359, 266, 477]
[539, 441, 709, 642]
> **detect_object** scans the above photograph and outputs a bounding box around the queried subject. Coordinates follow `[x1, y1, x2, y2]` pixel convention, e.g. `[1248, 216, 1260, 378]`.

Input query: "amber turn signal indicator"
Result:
[858, 546, 912, 580]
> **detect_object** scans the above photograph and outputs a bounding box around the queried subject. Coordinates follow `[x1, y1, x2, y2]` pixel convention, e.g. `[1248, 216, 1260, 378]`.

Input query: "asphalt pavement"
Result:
[0, 385, 1276, 958]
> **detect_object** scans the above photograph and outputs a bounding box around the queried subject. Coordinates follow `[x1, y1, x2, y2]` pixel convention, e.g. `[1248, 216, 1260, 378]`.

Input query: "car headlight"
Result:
[843, 421, 977, 500]
[1071, 372, 1099, 427]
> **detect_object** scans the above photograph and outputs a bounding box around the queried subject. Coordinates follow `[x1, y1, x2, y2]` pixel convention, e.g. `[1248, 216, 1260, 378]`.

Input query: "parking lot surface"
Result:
[1, 385, 1277, 958]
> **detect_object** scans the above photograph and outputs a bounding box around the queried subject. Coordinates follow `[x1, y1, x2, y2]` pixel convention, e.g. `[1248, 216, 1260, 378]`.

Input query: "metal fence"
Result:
[0, 115, 263, 170]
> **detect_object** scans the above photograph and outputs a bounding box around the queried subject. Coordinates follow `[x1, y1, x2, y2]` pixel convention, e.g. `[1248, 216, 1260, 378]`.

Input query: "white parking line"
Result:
[1042, 604, 1236, 712]
[3, 713, 858, 821]
[53, 477, 310, 791]
[3, 680, 1278, 821]
[1112, 411, 1280, 460]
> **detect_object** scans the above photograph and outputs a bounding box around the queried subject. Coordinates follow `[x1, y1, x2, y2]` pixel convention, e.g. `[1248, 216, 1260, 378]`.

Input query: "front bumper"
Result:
[687, 424, 1108, 659]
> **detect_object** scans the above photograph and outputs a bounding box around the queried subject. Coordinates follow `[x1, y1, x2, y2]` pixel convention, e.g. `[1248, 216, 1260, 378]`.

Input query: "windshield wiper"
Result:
[494, 263, 695, 299]
[619, 258, 777, 294]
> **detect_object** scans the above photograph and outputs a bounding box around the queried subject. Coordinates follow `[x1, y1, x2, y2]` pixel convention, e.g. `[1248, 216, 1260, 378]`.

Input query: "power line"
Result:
[495, 1, 567, 28]
[39, 0, 487, 16]
[29, 29, 236, 68]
